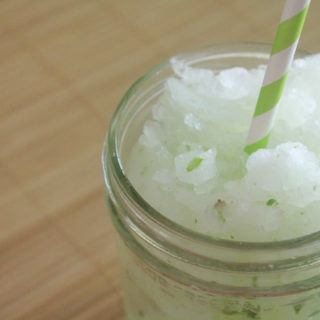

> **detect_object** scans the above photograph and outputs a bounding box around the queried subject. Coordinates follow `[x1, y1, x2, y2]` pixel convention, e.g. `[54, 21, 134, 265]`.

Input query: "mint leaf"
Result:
[186, 157, 204, 172]
[293, 304, 303, 314]
[214, 199, 227, 223]
[266, 198, 278, 206]
[252, 276, 258, 288]
[140, 166, 147, 175]
[242, 303, 261, 319]
[138, 310, 145, 318]
[222, 309, 240, 315]
[218, 209, 226, 223]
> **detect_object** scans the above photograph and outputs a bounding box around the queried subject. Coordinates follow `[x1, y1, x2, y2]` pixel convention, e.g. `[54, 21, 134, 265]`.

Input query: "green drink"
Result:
[102, 43, 320, 320]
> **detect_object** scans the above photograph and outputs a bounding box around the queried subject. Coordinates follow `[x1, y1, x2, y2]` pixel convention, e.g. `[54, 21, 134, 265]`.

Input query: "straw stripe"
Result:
[253, 74, 288, 117]
[263, 40, 298, 86]
[244, 133, 271, 156]
[246, 108, 279, 145]
[280, 0, 309, 23]
[245, 0, 310, 154]
[272, 5, 309, 55]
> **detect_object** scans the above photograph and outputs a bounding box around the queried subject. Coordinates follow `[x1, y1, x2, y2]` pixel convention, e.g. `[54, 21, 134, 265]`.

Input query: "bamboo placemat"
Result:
[1, 1, 319, 319]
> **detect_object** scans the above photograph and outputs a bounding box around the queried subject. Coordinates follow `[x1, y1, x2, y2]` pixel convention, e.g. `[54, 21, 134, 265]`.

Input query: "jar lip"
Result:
[103, 41, 320, 252]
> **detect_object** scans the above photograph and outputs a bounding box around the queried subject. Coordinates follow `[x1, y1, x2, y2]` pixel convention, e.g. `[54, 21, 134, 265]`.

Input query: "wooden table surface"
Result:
[1, 1, 319, 319]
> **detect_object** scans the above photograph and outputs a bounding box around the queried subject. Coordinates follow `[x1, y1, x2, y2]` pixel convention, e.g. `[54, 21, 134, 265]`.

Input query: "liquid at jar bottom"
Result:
[117, 240, 320, 320]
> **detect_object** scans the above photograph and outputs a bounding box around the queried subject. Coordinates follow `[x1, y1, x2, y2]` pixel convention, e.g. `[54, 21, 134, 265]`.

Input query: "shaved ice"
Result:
[126, 54, 320, 242]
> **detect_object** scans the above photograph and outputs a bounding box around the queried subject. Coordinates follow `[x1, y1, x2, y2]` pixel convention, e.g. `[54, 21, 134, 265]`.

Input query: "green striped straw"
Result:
[245, 0, 311, 155]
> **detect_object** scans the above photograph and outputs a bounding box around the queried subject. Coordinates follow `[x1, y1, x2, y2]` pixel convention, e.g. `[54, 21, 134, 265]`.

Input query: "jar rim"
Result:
[102, 41, 320, 253]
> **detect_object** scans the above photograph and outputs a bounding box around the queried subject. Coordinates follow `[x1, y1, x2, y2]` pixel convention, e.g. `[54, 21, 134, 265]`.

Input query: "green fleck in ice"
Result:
[138, 310, 145, 318]
[252, 276, 258, 288]
[214, 199, 227, 223]
[194, 218, 198, 224]
[300, 212, 305, 216]
[266, 198, 278, 206]
[218, 209, 226, 223]
[293, 303, 303, 314]
[230, 235, 235, 240]
[222, 309, 240, 315]
[186, 145, 191, 151]
[314, 185, 317, 191]
[242, 304, 261, 319]
[186, 157, 204, 172]
[222, 303, 261, 319]
[243, 310, 260, 319]
[140, 166, 148, 175]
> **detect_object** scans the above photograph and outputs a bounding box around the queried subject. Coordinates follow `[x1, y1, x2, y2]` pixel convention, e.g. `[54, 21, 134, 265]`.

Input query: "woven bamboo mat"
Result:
[1, 1, 319, 319]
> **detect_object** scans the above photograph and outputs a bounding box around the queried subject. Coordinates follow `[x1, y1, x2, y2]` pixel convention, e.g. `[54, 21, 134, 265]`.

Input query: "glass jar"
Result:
[102, 43, 320, 320]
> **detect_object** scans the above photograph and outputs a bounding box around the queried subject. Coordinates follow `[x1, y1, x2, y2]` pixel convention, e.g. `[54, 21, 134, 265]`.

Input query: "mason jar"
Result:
[102, 43, 320, 320]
